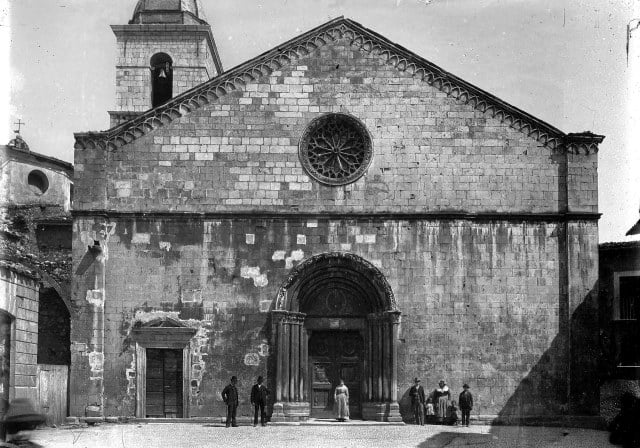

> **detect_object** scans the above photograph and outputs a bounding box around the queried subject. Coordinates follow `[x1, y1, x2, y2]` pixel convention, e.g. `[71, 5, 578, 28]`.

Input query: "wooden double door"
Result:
[309, 331, 363, 419]
[146, 349, 183, 418]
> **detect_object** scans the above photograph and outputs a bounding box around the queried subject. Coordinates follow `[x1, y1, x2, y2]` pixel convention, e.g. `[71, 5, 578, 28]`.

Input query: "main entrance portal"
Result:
[271, 252, 401, 422]
[309, 331, 363, 419]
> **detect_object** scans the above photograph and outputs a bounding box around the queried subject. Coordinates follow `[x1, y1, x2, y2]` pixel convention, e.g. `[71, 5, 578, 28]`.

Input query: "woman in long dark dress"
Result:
[432, 380, 450, 423]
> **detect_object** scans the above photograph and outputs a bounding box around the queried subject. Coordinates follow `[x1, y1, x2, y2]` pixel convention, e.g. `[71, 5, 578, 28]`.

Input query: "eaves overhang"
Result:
[77, 17, 604, 156]
[110, 23, 223, 75]
[1, 145, 73, 176]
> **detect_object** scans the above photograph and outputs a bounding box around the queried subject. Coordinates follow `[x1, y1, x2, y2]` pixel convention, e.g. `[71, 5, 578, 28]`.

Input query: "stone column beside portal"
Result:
[361, 311, 402, 422]
[270, 310, 310, 422]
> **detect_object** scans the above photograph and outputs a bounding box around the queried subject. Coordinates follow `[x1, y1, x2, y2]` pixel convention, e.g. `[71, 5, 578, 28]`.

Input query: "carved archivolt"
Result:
[274, 252, 397, 312]
[74, 17, 603, 154]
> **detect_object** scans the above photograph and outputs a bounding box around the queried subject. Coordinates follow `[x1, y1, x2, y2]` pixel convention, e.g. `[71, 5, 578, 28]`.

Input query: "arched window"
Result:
[37, 287, 70, 365]
[150, 53, 173, 108]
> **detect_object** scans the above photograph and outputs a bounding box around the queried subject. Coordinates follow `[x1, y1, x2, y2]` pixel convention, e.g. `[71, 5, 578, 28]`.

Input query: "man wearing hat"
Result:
[250, 376, 270, 426]
[459, 383, 473, 427]
[221, 376, 239, 427]
[409, 377, 426, 425]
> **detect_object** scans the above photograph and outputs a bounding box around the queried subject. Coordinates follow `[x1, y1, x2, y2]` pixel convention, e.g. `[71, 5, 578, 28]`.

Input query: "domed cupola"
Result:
[130, 0, 208, 25]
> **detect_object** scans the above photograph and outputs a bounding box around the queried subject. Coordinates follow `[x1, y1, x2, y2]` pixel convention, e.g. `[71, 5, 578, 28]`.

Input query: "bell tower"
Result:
[109, 0, 223, 126]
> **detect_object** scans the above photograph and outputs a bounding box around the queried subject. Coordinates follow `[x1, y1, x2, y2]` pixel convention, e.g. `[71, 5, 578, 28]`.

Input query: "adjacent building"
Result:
[0, 132, 73, 424]
[598, 218, 640, 421]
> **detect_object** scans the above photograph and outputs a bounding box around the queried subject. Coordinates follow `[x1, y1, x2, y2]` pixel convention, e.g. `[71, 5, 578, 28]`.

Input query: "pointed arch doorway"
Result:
[270, 253, 401, 422]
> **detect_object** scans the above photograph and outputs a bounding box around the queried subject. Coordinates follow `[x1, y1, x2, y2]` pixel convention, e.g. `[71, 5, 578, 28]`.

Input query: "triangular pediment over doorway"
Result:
[134, 316, 188, 328]
[132, 316, 196, 347]
[74, 17, 603, 154]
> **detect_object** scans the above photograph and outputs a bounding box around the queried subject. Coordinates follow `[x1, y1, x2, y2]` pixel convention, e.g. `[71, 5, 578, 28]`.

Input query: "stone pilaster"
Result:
[362, 311, 402, 422]
[271, 310, 310, 422]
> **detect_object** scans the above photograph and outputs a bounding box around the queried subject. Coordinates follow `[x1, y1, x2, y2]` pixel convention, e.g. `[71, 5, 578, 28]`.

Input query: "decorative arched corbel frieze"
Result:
[562, 132, 605, 154]
[74, 17, 602, 154]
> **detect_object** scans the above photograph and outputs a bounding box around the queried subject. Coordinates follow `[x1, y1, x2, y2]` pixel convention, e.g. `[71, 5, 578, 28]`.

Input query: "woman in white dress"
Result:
[334, 379, 350, 422]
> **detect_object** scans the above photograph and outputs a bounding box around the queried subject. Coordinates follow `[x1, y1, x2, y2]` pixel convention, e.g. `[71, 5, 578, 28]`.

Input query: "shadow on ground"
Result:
[417, 431, 493, 448]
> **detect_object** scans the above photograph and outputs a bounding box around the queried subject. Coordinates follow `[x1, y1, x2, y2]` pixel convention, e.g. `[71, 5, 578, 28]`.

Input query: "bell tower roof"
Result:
[130, 0, 208, 25]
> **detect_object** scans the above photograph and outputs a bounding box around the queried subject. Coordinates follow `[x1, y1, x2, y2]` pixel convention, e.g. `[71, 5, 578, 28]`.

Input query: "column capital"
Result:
[386, 310, 401, 324]
[367, 311, 385, 322]
[271, 310, 306, 324]
[367, 310, 401, 323]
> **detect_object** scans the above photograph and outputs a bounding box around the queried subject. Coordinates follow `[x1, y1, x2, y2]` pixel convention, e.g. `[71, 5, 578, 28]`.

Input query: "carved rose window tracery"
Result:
[299, 114, 372, 186]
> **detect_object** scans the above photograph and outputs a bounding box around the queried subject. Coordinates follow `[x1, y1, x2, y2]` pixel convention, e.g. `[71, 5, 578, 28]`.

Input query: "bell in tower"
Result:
[109, 0, 223, 126]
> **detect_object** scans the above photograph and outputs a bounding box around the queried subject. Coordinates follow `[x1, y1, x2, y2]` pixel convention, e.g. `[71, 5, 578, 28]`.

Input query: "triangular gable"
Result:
[74, 17, 603, 153]
[627, 219, 640, 236]
[134, 316, 187, 328]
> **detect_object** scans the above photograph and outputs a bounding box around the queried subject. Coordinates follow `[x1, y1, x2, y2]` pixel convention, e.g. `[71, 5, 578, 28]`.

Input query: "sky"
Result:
[3, 0, 639, 243]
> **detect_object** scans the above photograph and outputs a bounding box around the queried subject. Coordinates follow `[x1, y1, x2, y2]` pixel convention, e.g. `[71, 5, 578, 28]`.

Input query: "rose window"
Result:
[299, 114, 372, 186]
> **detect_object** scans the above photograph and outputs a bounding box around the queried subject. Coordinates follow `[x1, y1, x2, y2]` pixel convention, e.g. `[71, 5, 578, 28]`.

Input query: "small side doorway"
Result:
[146, 349, 183, 418]
[309, 331, 363, 419]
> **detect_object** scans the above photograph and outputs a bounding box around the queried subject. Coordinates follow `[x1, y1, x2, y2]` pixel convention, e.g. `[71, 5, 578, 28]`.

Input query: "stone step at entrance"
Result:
[73, 417, 406, 426]
[297, 418, 405, 426]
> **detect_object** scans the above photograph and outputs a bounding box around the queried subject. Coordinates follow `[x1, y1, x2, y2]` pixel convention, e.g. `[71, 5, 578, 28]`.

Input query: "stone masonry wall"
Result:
[75, 38, 579, 214]
[0, 267, 39, 403]
[114, 31, 216, 112]
[567, 152, 598, 213]
[68, 215, 590, 420]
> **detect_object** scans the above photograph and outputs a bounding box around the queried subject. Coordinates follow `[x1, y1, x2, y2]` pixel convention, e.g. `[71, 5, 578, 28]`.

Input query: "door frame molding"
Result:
[132, 326, 195, 418]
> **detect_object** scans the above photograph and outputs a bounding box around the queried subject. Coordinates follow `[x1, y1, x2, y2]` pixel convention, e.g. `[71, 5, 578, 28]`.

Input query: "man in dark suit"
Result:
[221, 376, 239, 427]
[409, 377, 426, 425]
[458, 383, 473, 427]
[250, 376, 270, 426]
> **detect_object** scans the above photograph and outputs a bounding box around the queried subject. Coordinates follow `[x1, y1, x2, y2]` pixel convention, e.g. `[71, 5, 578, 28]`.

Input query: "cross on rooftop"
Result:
[14, 119, 24, 134]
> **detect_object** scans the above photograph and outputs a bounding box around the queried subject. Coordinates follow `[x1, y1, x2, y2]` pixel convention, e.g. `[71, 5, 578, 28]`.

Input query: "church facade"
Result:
[71, 1, 604, 423]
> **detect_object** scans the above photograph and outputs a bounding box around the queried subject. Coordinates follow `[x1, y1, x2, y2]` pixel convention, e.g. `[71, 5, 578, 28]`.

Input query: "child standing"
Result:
[459, 384, 473, 427]
[448, 401, 459, 425]
[424, 397, 435, 420]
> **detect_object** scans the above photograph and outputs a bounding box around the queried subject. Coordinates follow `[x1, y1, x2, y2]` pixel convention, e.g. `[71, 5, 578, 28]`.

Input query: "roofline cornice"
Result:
[1, 146, 73, 175]
[111, 23, 223, 74]
[599, 240, 640, 251]
[71, 209, 602, 222]
[111, 24, 213, 33]
[563, 132, 606, 155]
[77, 17, 603, 154]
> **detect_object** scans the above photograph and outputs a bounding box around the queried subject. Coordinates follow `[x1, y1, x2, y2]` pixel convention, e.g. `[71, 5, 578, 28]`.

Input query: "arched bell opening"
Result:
[270, 252, 401, 422]
[150, 52, 173, 108]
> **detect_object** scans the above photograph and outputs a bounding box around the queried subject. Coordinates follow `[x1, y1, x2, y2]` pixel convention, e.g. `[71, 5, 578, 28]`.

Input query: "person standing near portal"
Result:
[409, 377, 426, 425]
[459, 384, 473, 427]
[433, 379, 451, 424]
[221, 376, 239, 427]
[250, 376, 270, 427]
[334, 379, 350, 422]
